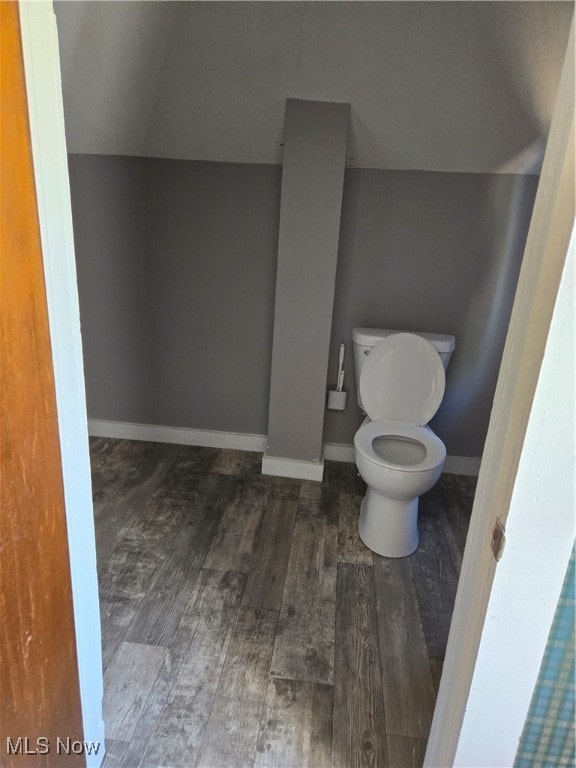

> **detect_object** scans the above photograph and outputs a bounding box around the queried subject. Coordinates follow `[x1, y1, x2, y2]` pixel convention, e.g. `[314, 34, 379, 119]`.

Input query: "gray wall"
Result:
[325, 169, 538, 458]
[69, 154, 280, 433]
[69, 156, 152, 423]
[68, 154, 538, 458]
[143, 158, 281, 434]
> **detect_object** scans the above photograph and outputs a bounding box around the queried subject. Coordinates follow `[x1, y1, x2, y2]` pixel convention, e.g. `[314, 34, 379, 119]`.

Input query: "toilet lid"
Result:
[359, 333, 445, 425]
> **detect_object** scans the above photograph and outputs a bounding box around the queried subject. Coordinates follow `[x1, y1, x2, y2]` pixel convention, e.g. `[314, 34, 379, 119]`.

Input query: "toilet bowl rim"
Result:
[354, 419, 446, 472]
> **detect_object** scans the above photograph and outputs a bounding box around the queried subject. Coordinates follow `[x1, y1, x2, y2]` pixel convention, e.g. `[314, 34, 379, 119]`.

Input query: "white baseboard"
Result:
[444, 455, 481, 476]
[324, 443, 355, 463]
[261, 452, 325, 482]
[88, 419, 267, 452]
[87, 419, 481, 477]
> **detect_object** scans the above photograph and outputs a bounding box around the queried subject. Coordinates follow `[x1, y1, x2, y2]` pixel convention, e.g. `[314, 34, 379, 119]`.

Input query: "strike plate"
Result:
[491, 518, 506, 561]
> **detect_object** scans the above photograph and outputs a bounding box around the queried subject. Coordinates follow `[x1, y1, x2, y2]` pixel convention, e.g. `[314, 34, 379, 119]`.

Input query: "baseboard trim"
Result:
[444, 455, 481, 476]
[87, 419, 267, 452]
[324, 443, 355, 463]
[87, 419, 481, 477]
[261, 452, 325, 482]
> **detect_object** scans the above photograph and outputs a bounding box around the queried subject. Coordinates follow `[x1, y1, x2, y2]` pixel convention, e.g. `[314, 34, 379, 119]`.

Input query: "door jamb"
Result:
[19, 2, 105, 762]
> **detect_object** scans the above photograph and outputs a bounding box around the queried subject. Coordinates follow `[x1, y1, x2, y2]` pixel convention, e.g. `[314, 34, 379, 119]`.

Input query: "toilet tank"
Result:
[352, 328, 456, 410]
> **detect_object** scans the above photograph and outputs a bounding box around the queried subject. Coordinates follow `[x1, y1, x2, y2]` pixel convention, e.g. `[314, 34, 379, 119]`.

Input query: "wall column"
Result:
[262, 99, 349, 481]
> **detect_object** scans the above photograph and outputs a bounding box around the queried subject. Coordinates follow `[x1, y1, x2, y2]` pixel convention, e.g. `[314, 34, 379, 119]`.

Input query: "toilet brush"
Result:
[327, 343, 347, 410]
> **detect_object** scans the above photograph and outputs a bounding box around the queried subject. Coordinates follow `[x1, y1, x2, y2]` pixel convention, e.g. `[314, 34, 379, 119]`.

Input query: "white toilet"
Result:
[352, 328, 455, 558]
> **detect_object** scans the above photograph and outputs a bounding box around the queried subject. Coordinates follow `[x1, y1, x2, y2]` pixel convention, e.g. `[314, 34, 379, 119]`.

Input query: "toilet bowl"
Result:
[352, 331, 454, 558]
[355, 419, 446, 556]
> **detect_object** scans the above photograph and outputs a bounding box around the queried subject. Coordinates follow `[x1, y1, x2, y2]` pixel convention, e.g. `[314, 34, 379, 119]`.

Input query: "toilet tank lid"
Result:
[352, 327, 455, 353]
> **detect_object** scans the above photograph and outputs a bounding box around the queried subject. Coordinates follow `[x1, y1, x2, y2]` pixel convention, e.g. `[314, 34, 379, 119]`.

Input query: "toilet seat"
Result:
[354, 419, 446, 473]
[360, 333, 445, 425]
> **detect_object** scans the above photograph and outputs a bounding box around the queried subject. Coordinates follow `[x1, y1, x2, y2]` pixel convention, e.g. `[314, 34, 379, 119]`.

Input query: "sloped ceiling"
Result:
[54, 1, 573, 173]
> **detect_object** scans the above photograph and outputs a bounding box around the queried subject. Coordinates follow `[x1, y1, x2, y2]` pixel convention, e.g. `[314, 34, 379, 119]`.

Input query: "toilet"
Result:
[352, 328, 455, 558]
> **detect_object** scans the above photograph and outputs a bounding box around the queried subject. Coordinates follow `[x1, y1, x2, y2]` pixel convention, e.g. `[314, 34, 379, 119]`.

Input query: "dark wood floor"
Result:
[91, 437, 475, 768]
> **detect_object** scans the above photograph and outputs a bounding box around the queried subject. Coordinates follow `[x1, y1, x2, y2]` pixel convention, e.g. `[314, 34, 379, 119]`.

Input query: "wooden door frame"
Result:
[18, 2, 105, 764]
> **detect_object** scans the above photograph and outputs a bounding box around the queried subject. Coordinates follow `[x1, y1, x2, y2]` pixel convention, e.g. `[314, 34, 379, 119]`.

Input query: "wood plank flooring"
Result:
[92, 438, 475, 768]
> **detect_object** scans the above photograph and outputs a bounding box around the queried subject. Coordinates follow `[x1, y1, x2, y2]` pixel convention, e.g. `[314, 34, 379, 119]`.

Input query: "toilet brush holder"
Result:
[327, 388, 347, 410]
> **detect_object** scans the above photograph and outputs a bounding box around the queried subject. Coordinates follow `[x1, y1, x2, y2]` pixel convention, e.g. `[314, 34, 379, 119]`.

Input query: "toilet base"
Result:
[358, 489, 419, 558]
